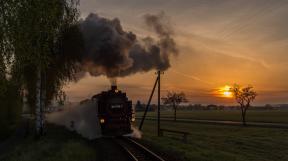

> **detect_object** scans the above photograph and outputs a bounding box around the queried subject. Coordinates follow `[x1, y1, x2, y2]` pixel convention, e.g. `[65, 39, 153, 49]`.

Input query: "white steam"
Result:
[46, 101, 142, 139]
[124, 126, 142, 139]
[46, 102, 102, 139]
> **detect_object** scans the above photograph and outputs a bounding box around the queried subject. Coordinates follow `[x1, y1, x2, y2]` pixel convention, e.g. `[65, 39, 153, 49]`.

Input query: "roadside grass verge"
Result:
[138, 120, 288, 161]
[0, 124, 98, 161]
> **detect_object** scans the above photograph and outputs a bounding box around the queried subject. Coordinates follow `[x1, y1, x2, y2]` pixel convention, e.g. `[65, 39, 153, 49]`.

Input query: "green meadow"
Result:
[138, 119, 288, 161]
[136, 110, 288, 123]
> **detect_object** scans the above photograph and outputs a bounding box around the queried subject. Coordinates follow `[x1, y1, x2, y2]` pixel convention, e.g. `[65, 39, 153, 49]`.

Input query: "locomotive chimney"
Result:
[110, 78, 117, 91]
[111, 85, 117, 91]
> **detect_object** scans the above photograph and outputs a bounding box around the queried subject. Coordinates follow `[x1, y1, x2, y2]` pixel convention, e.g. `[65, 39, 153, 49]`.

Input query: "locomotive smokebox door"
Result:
[92, 86, 133, 136]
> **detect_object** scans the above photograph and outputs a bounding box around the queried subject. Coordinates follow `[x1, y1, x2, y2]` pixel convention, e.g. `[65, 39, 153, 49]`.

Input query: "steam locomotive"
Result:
[92, 85, 134, 136]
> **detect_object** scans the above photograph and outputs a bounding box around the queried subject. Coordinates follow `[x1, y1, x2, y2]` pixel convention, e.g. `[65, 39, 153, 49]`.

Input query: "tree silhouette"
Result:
[2, 0, 81, 136]
[162, 91, 187, 121]
[231, 84, 257, 126]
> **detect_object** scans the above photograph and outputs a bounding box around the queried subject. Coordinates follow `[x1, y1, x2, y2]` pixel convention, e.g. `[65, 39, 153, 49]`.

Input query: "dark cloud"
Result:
[79, 13, 136, 77]
[78, 12, 178, 78]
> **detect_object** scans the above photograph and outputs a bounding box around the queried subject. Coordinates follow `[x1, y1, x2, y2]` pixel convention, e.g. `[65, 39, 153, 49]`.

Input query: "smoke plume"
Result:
[109, 77, 117, 86]
[78, 12, 178, 78]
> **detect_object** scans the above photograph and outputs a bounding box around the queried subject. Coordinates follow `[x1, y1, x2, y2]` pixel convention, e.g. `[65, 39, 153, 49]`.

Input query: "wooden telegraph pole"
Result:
[138, 70, 163, 137]
[139, 76, 159, 130]
[157, 71, 161, 136]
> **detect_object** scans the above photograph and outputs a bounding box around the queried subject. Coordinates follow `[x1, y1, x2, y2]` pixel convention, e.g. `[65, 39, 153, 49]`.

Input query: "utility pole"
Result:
[138, 70, 163, 137]
[157, 70, 162, 136]
[139, 76, 158, 130]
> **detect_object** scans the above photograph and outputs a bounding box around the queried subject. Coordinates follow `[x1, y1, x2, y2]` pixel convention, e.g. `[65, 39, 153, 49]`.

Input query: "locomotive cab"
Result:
[92, 85, 133, 136]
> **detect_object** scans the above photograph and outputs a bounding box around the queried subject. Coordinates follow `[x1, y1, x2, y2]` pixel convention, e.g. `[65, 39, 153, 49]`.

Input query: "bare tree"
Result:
[162, 91, 187, 121]
[231, 84, 257, 126]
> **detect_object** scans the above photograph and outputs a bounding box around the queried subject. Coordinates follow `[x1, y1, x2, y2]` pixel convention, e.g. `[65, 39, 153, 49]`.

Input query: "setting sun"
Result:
[219, 85, 233, 98]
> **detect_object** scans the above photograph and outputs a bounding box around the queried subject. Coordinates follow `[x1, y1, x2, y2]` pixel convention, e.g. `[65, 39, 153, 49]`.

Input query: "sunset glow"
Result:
[2, 1, 288, 161]
[62, 0, 288, 105]
[219, 85, 233, 98]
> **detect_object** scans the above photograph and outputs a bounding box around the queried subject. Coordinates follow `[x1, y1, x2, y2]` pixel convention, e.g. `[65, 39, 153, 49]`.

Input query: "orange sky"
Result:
[64, 0, 288, 105]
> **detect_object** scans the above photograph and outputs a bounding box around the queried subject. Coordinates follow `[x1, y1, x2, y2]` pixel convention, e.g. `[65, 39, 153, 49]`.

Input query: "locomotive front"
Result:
[92, 85, 133, 136]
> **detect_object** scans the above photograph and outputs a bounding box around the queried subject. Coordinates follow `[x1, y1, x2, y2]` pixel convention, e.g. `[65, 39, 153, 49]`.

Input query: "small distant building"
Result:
[275, 104, 288, 110]
[135, 100, 144, 111]
[207, 104, 218, 110]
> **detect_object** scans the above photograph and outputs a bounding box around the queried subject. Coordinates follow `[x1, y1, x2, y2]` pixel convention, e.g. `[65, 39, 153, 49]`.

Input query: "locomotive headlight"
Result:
[131, 118, 135, 122]
[100, 118, 105, 124]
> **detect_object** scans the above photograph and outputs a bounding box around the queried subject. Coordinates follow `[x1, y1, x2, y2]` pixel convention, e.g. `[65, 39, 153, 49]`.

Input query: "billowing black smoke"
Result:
[144, 12, 178, 56]
[79, 12, 178, 78]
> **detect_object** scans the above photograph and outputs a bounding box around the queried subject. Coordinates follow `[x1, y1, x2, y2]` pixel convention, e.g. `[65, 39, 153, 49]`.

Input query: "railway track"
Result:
[114, 136, 165, 161]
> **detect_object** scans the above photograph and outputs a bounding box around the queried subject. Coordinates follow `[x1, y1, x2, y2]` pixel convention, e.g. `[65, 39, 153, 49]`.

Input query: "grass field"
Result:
[136, 110, 288, 123]
[0, 124, 98, 161]
[1, 111, 287, 161]
[138, 120, 288, 161]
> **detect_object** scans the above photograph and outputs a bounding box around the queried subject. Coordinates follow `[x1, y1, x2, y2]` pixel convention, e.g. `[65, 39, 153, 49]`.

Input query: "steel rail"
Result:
[114, 137, 165, 161]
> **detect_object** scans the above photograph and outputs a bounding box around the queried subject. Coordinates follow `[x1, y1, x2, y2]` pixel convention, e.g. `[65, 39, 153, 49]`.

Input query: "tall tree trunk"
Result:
[40, 71, 46, 135]
[243, 108, 247, 126]
[241, 107, 246, 126]
[35, 70, 42, 136]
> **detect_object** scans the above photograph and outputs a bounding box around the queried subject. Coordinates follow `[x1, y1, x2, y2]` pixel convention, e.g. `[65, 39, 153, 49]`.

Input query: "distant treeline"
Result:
[135, 102, 285, 111]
